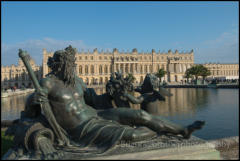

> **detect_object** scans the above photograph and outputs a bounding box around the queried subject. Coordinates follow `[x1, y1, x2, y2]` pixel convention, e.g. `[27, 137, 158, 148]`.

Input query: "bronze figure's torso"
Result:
[42, 75, 97, 131]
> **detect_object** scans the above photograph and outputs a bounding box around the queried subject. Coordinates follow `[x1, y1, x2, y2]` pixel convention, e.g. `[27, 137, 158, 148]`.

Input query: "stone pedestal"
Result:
[2, 135, 221, 160]
[63, 135, 221, 160]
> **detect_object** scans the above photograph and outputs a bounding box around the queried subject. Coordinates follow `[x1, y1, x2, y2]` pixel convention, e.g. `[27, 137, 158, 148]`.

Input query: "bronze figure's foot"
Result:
[35, 137, 64, 160]
[183, 121, 205, 139]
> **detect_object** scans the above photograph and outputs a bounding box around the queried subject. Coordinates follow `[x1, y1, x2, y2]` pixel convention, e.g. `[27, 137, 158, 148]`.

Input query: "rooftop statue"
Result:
[3, 46, 205, 160]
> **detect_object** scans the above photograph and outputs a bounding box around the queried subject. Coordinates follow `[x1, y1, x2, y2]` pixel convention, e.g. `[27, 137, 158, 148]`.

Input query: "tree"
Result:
[187, 64, 211, 84]
[188, 65, 201, 80]
[199, 67, 211, 83]
[155, 68, 167, 83]
[184, 68, 193, 83]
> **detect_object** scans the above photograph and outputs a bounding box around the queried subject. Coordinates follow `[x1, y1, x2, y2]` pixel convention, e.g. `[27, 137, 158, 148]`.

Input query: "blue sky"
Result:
[1, 1, 239, 65]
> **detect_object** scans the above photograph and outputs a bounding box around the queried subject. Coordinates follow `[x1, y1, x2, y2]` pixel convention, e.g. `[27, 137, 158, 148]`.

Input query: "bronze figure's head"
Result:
[47, 45, 77, 86]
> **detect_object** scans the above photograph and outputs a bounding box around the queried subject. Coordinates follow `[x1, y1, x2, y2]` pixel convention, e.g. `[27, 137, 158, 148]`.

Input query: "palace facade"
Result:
[42, 48, 195, 85]
[1, 58, 42, 89]
[2, 48, 239, 89]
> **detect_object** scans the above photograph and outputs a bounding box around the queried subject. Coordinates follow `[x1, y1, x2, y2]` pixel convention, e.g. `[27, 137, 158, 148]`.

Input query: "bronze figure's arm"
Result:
[123, 91, 145, 104]
[19, 49, 70, 146]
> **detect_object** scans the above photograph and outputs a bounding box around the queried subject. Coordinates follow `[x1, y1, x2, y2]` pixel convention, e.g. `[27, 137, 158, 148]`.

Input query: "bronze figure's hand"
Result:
[33, 89, 49, 104]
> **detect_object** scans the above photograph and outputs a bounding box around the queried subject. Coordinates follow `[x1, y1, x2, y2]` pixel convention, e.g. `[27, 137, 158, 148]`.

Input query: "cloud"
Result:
[1, 38, 97, 66]
[194, 27, 239, 64]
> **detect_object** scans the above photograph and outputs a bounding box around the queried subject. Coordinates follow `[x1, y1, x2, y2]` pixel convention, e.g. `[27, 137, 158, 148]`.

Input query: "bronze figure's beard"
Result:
[62, 61, 76, 87]
[49, 59, 76, 87]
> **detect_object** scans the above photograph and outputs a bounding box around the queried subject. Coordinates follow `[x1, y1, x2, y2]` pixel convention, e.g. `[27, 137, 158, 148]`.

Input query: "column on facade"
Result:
[164, 64, 167, 71]
[114, 64, 117, 73]
[130, 63, 133, 74]
[118, 63, 121, 73]
[82, 65, 85, 75]
[125, 63, 127, 73]
[76, 65, 79, 75]
[110, 64, 112, 74]
[182, 64, 186, 73]
[144, 64, 148, 74]
[135, 63, 137, 73]
[115, 63, 118, 72]
[179, 64, 182, 73]
[95, 64, 98, 75]
[153, 63, 156, 73]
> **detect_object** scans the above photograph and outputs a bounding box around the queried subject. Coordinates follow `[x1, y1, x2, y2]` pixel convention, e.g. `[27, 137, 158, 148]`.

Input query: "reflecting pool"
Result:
[1, 88, 238, 140]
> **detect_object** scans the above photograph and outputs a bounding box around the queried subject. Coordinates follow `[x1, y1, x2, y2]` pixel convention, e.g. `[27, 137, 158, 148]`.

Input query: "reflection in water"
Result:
[1, 93, 31, 121]
[1, 88, 238, 140]
[132, 88, 209, 118]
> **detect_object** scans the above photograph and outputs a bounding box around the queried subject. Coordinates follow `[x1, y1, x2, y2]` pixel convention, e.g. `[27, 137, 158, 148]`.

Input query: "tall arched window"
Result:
[110, 65, 113, 73]
[79, 65, 82, 74]
[144, 65, 148, 73]
[140, 65, 143, 73]
[91, 77, 94, 85]
[140, 76, 144, 83]
[85, 65, 88, 75]
[149, 65, 152, 72]
[130, 64, 133, 73]
[125, 64, 128, 73]
[120, 64, 124, 72]
[15, 74, 18, 81]
[91, 65, 94, 74]
[99, 65, 103, 74]
[22, 74, 25, 81]
[104, 65, 108, 74]
[99, 77, 103, 84]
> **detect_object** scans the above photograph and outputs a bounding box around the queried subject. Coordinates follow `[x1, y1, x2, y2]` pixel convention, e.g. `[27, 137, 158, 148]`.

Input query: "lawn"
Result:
[1, 129, 14, 157]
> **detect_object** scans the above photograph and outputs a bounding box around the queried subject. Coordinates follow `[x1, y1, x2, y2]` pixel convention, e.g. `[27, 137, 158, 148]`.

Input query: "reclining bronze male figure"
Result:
[4, 46, 205, 160]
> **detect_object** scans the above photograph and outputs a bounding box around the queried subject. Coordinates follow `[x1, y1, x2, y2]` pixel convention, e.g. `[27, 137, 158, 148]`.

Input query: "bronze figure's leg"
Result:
[121, 126, 157, 142]
[97, 108, 204, 138]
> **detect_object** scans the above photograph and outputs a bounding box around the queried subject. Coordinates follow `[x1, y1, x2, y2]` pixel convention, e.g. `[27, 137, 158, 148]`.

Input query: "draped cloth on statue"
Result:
[68, 116, 132, 153]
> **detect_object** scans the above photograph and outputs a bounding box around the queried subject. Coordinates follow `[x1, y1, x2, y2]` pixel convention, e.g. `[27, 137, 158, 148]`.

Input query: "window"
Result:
[99, 65, 103, 74]
[85, 65, 88, 74]
[79, 66, 82, 74]
[144, 65, 148, 73]
[104, 65, 108, 74]
[91, 65, 94, 74]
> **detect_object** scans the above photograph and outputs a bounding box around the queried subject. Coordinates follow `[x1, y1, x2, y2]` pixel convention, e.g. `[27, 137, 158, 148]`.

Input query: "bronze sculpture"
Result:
[86, 71, 172, 111]
[3, 46, 205, 160]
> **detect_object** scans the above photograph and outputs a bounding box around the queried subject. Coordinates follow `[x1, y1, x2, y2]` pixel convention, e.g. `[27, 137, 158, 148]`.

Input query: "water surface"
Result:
[1, 88, 238, 140]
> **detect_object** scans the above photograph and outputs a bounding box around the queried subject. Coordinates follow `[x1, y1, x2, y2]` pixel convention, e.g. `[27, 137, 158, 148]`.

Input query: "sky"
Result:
[1, 1, 239, 66]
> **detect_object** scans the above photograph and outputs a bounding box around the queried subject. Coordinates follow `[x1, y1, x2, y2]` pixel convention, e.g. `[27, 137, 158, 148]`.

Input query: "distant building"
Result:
[203, 63, 239, 80]
[43, 48, 195, 84]
[1, 58, 42, 89]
